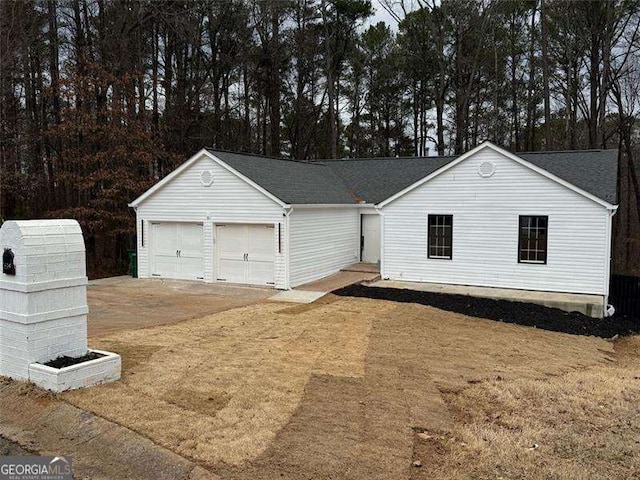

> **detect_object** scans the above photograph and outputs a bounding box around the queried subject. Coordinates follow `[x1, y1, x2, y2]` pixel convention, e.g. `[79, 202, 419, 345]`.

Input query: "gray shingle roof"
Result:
[206, 147, 618, 206]
[518, 150, 618, 204]
[323, 156, 456, 204]
[210, 150, 355, 204]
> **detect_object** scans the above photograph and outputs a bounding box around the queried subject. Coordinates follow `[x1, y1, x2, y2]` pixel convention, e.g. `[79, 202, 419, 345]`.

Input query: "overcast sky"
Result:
[365, 0, 401, 29]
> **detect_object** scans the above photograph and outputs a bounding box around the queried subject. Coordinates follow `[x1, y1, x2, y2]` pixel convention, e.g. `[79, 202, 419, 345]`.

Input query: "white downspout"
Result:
[603, 206, 618, 317]
[375, 205, 384, 279]
[133, 206, 142, 278]
[284, 206, 293, 290]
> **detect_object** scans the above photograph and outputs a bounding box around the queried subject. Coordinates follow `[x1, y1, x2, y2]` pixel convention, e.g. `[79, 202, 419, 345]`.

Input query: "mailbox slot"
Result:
[3, 248, 15, 275]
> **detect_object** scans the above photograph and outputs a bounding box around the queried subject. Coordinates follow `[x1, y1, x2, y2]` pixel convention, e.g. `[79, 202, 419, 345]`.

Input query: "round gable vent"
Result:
[200, 170, 214, 187]
[478, 161, 496, 178]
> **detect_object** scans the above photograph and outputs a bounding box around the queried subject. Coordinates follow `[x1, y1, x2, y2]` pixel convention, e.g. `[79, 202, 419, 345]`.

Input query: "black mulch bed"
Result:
[42, 351, 105, 369]
[333, 284, 640, 339]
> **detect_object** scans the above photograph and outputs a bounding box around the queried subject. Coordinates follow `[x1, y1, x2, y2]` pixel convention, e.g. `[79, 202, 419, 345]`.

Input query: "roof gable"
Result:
[376, 143, 617, 208]
[129, 150, 287, 208]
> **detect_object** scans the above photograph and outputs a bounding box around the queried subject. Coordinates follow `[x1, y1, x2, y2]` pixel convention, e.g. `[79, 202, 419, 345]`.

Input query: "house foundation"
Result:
[371, 280, 605, 318]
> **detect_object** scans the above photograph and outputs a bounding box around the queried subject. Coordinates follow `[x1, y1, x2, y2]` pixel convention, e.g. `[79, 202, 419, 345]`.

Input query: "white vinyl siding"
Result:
[381, 148, 610, 295]
[289, 208, 360, 287]
[135, 154, 287, 288]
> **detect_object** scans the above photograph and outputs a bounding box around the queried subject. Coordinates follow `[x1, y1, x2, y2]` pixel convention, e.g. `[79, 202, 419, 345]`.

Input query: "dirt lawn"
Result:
[62, 295, 640, 479]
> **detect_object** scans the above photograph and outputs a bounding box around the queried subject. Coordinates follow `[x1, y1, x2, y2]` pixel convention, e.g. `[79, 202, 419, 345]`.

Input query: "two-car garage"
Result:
[131, 148, 367, 290]
[149, 222, 276, 286]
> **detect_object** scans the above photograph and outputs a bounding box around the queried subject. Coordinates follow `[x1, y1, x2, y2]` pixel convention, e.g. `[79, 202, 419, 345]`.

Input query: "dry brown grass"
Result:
[64, 299, 387, 466]
[411, 337, 640, 480]
[61, 295, 639, 479]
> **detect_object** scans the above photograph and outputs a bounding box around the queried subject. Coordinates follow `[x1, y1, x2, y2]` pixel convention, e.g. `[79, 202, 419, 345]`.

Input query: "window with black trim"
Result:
[518, 216, 547, 264]
[428, 215, 453, 259]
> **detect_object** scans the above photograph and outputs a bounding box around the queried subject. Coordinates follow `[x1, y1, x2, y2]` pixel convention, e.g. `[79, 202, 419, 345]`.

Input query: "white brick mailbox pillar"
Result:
[0, 220, 120, 391]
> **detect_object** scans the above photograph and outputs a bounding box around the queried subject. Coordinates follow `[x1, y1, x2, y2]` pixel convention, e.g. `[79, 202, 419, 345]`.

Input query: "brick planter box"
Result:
[28, 349, 121, 393]
[1, 220, 120, 392]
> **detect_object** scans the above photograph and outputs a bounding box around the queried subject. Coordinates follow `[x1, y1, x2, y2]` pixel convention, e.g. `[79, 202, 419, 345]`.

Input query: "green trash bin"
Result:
[128, 250, 138, 278]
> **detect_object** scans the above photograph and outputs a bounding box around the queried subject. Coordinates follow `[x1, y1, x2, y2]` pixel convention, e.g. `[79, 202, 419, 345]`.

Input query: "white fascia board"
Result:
[377, 141, 617, 210]
[289, 203, 372, 209]
[129, 149, 288, 208]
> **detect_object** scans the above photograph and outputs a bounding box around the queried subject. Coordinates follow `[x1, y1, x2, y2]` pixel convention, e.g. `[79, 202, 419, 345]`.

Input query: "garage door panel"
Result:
[247, 260, 274, 285]
[180, 256, 204, 279]
[247, 226, 275, 258]
[217, 225, 245, 255]
[216, 224, 275, 286]
[180, 223, 204, 258]
[216, 225, 245, 283]
[152, 222, 203, 280]
[246, 225, 274, 285]
[218, 259, 246, 283]
[152, 223, 178, 277]
[177, 223, 204, 279]
[153, 256, 178, 277]
[154, 223, 178, 255]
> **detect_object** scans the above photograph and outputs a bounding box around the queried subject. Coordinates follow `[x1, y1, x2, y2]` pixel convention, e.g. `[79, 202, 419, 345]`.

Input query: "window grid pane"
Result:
[428, 215, 452, 259]
[519, 216, 547, 264]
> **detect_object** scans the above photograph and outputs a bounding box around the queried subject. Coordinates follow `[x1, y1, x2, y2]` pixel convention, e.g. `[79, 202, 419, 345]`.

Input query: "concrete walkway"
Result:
[271, 263, 380, 304]
[370, 280, 604, 317]
[269, 290, 326, 304]
[297, 263, 379, 292]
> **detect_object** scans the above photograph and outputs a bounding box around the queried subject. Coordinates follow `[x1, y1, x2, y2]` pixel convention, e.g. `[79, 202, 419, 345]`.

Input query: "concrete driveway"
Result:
[87, 276, 273, 337]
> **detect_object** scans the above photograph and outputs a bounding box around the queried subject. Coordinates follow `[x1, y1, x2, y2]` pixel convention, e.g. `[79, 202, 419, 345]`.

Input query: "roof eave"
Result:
[288, 203, 374, 208]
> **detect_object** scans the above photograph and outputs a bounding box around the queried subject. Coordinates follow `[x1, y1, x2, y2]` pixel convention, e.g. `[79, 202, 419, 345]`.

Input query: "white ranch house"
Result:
[130, 142, 618, 314]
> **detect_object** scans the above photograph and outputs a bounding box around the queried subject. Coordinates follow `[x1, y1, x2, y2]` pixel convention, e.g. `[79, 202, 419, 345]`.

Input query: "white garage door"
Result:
[216, 224, 275, 286]
[151, 223, 204, 280]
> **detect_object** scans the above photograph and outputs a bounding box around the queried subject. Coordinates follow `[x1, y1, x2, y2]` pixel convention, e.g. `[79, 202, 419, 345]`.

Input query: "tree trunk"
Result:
[322, 0, 338, 158]
[269, 0, 281, 156]
[541, 0, 552, 149]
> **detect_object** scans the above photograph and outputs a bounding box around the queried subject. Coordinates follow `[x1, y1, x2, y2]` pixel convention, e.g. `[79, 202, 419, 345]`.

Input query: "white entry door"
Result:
[216, 224, 275, 285]
[361, 214, 380, 263]
[151, 223, 204, 280]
